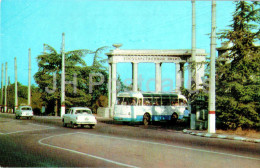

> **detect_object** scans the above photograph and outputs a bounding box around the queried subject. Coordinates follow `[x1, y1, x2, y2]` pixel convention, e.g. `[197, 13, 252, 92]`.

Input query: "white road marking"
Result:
[0, 118, 21, 123]
[77, 132, 260, 161]
[38, 133, 138, 168]
[0, 119, 21, 134]
[0, 123, 56, 135]
[29, 123, 55, 129]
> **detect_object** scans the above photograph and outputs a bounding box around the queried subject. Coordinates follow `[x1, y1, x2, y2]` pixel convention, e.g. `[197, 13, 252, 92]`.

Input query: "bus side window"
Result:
[117, 98, 122, 105]
[126, 98, 131, 105]
[144, 98, 152, 106]
[153, 97, 160, 106]
[162, 98, 170, 106]
[131, 98, 137, 105]
[122, 98, 127, 105]
[171, 98, 178, 106]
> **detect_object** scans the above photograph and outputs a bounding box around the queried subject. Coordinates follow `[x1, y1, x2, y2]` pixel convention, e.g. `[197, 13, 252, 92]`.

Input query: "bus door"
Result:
[161, 96, 170, 120]
[152, 97, 162, 120]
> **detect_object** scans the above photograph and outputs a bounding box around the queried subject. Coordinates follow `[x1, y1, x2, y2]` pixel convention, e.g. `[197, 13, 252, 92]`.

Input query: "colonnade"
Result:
[108, 62, 186, 107]
[106, 45, 207, 117]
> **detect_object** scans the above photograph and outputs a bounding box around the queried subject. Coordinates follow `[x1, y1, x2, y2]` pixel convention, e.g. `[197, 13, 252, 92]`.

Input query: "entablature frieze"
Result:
[106, 48, 207, 64]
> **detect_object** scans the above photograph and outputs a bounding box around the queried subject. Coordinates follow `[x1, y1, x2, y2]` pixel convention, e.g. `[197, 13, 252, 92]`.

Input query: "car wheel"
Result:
[143, 113, 150, 126]
[62, 120, 67, 127]
[71, 122, 77, 129]
[89, 125, 95, 129]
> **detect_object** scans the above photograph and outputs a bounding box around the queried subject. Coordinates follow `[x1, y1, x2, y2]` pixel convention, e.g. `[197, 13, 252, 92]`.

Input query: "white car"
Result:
[62, 107, 97, 129]
[15, 106, 33, 119]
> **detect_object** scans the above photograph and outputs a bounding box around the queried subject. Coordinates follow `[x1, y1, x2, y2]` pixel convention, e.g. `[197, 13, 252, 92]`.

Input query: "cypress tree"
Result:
[217, 1, 260, 129]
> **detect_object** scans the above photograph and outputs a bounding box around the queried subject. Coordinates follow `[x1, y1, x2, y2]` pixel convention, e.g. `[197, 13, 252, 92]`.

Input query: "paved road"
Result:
[0, 113, 259, 167]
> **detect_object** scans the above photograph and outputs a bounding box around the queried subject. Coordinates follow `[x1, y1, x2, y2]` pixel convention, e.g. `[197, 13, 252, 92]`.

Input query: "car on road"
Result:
[15, 105, 34, 119]
[62, 107, 97, 129]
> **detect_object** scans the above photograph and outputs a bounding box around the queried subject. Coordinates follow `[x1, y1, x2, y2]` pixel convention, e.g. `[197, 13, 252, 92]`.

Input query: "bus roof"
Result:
[142, 92, 178, 98]
[117, 91, 186, 100]
[117, 91, 143, 98]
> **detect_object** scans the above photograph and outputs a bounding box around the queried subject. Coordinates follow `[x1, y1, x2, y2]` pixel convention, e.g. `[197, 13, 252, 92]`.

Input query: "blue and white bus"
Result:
[113, 91, 188, 125]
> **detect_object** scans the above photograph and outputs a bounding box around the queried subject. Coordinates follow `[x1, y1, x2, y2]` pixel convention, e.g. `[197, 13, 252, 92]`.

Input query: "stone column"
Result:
[108, 63, 112, 108]
[175, 63, 181, 93]
[132, 62, 138, 92]
[187, 63, 192, 90]
[180, 63, 185, 88]
[111, 63, 117, 117]
[155, 63, 162, 93]
[195, 62, 205, 90]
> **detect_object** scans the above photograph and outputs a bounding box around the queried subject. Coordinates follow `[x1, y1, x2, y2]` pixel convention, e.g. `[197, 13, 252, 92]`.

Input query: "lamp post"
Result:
[61, 33, 65, 117]
[208, 0, 216, 134]
[28, 48, 31, 106]
[1, 64, 3, 112]
[4, 62, 7, 113]
[15, 57, 18, 110]
[190, 0, 196, 130]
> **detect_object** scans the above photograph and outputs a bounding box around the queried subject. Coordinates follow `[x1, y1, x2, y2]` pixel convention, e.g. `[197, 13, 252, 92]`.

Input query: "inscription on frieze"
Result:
[121, 56, 183, 63]
[109, 55, 191, 63]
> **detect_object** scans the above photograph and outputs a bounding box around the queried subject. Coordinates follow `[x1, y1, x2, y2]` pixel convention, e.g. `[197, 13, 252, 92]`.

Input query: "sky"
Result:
[0, 0, 235, 92]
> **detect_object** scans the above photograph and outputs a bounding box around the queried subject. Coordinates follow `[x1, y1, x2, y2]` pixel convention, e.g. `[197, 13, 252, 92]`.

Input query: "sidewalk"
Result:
[94, 114, 260, 143]
[183, 129, 260, 143]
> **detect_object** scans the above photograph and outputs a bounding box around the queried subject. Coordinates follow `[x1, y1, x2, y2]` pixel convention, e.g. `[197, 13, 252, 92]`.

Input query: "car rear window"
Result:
[21, 107, 32, 111]
[75, 110, 91, 114]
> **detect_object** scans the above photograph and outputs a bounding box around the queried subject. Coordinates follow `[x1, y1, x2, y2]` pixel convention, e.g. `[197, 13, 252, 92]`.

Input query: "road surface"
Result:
[0, 113, 259, 167]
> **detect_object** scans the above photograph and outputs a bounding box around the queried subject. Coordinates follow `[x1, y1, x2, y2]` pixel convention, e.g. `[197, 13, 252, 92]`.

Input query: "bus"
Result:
[113, 91, 188, 125]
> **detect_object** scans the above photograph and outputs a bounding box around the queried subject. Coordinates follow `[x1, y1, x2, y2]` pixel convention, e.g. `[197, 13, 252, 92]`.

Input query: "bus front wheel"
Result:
[143, 113, 150, 126]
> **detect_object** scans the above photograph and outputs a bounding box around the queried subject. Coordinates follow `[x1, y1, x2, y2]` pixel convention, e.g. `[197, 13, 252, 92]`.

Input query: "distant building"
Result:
[217, 42, 260, 64]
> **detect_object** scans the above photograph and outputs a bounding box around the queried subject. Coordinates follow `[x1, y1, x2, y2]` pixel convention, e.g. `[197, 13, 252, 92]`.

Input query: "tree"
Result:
[34, 44, 112, 115]
[92, 46, 109, 69]
[6, 83, 43, 114]
[217, 1, 260, 129]
[34, 44, 91, 116]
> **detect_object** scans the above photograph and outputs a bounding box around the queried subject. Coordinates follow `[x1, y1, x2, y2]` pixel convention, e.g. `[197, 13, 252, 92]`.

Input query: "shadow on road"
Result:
[99, 119, 189, 131]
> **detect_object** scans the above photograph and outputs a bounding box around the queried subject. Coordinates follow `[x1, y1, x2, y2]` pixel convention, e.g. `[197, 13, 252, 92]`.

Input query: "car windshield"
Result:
[75, 109, 92, 114]
[21, 107, 32, 111]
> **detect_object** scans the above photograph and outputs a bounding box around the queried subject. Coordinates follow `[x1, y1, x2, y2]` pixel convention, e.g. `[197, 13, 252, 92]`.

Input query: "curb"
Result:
[183, 129, 260, 143]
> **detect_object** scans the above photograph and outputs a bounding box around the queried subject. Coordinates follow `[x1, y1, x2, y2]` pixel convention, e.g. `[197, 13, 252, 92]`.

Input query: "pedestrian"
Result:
[184, 107, 190, 117]
[41, 105, 45, 116]
[183, 107, 190, 125]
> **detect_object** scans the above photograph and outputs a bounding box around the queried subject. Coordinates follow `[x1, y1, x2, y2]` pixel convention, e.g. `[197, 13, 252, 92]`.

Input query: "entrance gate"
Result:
[106, 44, 207, 117]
